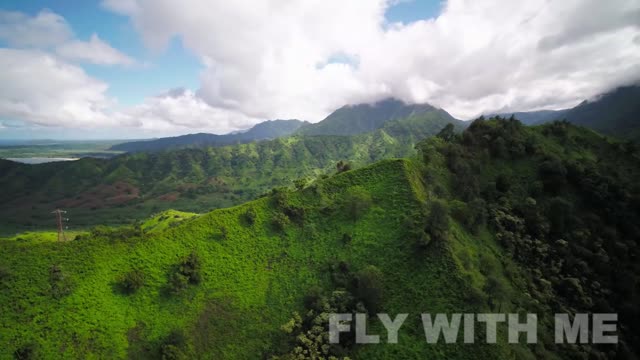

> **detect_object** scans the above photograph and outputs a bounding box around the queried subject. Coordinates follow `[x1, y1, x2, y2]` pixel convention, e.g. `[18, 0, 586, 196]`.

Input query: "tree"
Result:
[336, 160, 352, 173]
[495, 174, 511, 193]
[538, 158, 567, 193]
[547, 197, 573, 235]
[437, 123, 456, 142]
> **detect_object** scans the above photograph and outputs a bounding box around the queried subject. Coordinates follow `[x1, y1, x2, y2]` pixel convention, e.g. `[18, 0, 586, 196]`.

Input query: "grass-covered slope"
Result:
[2, 119, 638, 359]
[0, 158, 522, 359]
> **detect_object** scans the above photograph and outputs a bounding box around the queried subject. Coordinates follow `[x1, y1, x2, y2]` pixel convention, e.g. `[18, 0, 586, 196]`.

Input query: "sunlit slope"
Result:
[0, 158, 517, 359]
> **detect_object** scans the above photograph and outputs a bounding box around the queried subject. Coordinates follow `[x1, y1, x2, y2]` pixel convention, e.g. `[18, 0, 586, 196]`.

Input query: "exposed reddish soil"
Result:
[158, 192, 180, 202]
[56, 181, 140, 209]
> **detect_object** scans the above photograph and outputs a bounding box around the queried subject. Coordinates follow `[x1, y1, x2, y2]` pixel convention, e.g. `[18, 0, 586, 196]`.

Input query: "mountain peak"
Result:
[297, 98, 445, 136]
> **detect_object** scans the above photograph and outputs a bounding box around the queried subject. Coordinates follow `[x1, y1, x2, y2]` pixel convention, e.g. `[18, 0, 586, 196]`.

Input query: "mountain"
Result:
[110, 119, 308, 152]
[491, 109, 568, 125]
[561, 85, 640, 139]
[0, 112, 461, 232]
[2, 119, 639, 359]
[297, 98, 464, 136]
[494, 85, 640, 138]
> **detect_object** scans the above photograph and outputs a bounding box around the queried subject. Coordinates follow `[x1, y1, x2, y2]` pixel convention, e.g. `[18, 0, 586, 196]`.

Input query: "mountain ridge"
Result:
[493, 85, 640, 138]
[110, 119, 308, 152]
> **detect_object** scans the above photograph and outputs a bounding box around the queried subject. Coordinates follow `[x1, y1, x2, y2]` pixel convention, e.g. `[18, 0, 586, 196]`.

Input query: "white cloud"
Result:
[103, 0, 640, 120]
[0, 49, 257, 134]
[56, 33, 135, 66]
[0, 48, 124, 127]
[0, 10, 135, 67]
[2, 1, 639, 136]
[0, 9, 72, 48]
[121, 88, 258, 134]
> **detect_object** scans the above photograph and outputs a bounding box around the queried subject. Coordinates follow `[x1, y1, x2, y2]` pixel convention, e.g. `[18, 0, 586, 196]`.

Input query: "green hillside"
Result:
[2, 119, 638, 359]
[0, 158, 507, 359]
[111, 119, 308, 153]
[297, 98, 463, 136]
[0, 112, 460, 234]
[494, 85, 640, 139]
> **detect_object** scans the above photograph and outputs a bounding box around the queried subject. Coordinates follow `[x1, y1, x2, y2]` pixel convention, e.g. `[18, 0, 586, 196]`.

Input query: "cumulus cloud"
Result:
[2, 1, 639, 136]
[56, 33, 135, 66]
[0, 10, 135, 66]
[0, 9, 72, 48]
[103, 0, 640, 120]
[0, 48, 131, 128]
[121, 88, 258, 133]
[0, 48, 255, 134]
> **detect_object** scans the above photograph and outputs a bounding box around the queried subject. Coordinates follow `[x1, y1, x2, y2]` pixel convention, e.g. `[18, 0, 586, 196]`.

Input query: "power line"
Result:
[51, 209, 67, 242]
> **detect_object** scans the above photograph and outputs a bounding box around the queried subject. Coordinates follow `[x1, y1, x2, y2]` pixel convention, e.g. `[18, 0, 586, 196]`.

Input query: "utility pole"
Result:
[52, 209, 67, 241]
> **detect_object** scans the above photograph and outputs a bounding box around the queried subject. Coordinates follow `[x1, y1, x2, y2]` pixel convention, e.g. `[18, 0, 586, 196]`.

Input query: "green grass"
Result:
[0, 158, 519, 359]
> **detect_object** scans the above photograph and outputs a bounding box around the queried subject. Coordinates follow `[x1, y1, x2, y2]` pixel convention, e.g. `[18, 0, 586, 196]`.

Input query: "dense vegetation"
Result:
[297, 98, 463, 136]
[417, 118, 640, 359]
[1, 117, 638, 359]
[111, 119, 308, 153]
[495, 85, 640, 139]
[0, 110, 459, 234]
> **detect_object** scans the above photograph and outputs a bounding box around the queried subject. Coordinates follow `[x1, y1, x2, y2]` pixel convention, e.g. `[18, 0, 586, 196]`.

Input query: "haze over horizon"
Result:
[1, 0, 639, 140]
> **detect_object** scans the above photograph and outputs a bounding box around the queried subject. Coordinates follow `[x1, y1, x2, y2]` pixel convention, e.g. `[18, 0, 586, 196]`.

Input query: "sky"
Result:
[0, 0, 638, 139]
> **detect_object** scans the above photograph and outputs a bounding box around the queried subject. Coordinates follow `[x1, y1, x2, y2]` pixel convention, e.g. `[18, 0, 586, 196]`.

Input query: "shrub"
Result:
[13, 343, 37, 360]
[49, 265, 73, 299]
[160, 330, 187, 360]
[119, 269, 145, 294]
[272, 212, 290, 232]
[169, 252, 202, 294]
[426, 199, 449, 243]
[483, 275, 509, 310]
[353, 265, 384, 314]
[243, 208, 257, 225]
[180, 252, 202, 285]
[343, 187, 372, 222]
[336, 160, 352, 173]
[293, 177, 310, 190]
[341, 233, 352, 244]
[169, 273, 189, 295]
[219, 225, 228, 240]
[0, 265, 11, 284]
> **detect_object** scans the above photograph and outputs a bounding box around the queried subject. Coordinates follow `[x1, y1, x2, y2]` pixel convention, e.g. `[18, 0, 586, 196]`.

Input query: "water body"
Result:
[4, 157, 79, 164]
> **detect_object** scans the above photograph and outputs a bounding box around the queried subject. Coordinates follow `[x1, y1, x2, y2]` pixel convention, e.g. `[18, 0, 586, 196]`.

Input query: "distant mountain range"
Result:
[112, 98, 464, 152]
[494, 85, 640, 139]
[112, 85, 639, 154]
[110, 119, 308, 152]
